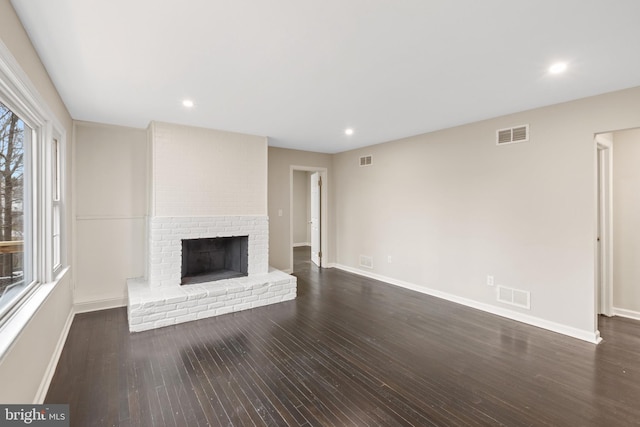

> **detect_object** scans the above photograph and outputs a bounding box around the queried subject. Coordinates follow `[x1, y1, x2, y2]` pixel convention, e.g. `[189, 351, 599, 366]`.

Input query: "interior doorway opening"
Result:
[594, 128, 640, 341]
[595, 133, 613, 327]
[290, 166, 328, 273]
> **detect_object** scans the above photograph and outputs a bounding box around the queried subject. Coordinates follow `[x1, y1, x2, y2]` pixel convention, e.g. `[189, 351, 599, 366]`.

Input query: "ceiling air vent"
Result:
[496, 124, 529, 145]
[359, 155, 372, 167]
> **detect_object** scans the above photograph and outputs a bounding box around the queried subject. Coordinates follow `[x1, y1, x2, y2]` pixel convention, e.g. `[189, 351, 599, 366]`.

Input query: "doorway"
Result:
[595, 133, 613, 322]
[594, 128, 640, 339]
[597, 128, 640, 330]
[309, 171, 321, 267]
[290, 166, 328, 273]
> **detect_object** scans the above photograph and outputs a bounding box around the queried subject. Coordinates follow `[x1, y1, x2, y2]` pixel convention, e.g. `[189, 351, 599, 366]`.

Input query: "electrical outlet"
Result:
[278, 209, 283, 217]
[487, 275, 494, 286]
[387, 255, 392, 263]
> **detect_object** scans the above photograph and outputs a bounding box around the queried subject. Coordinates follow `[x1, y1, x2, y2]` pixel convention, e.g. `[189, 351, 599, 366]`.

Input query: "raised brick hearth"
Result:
[127, 269, 296, 332]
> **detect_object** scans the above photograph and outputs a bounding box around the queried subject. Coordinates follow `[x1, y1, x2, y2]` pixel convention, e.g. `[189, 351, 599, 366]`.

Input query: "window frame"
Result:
[52, 135, 63, 273]
[0, 39, 66, 326]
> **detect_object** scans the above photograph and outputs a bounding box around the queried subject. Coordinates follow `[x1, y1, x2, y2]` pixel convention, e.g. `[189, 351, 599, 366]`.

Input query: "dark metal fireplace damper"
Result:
[181, 236, 248, 285]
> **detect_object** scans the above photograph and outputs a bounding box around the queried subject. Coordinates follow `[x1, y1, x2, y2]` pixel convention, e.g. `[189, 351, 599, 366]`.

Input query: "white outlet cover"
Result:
[487, 275, 494, 286]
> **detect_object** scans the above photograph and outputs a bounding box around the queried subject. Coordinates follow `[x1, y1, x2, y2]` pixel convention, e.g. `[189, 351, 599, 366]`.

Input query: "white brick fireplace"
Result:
[127, 122, 296, 332]
[146, 216, 269, 287]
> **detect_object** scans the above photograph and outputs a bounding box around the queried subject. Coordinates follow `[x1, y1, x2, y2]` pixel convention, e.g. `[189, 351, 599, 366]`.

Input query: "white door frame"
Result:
[289, 165, 329, 271]
[309, 171, 321, 267]
[595, 133, 613, 320]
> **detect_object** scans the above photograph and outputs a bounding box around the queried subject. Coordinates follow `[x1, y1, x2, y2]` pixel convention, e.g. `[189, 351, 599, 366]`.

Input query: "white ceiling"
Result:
[10, 0, 640, 153]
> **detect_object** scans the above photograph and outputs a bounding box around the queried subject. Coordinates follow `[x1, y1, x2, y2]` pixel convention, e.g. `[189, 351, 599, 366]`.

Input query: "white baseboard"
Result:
[34, 308, 75, 403]
[293, 242, 310, 248]
[74, 296, 127, 314]
[613, 307, 640, 321]
[332, 264, 601, 344]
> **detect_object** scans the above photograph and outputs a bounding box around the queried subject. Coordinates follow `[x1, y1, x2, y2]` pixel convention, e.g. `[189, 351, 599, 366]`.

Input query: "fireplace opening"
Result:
[181, 236, 248, 285]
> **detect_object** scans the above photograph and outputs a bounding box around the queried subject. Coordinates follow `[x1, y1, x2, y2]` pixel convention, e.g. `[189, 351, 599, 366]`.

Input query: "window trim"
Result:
[0, 38, 66, 327]
[52, 136, 62, 273]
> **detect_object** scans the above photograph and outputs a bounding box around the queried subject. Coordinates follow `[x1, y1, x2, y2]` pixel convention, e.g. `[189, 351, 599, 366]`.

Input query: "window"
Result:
[0, 41, 66, 326]
[0, 101, 34, 319]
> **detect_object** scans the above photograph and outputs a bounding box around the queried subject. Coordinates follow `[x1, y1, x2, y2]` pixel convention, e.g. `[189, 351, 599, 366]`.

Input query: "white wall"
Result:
[150, 121, 267, 217]
[0, 0, 74, 403]
[612, 128, 640, 315]
[334, 86, 640, 341]
[74, 121, 147, 307]
[292, 170, 310, 245]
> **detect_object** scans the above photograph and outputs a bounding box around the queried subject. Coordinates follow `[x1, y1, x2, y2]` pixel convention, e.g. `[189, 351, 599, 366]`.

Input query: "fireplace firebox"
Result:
[181, 236, 248, 285]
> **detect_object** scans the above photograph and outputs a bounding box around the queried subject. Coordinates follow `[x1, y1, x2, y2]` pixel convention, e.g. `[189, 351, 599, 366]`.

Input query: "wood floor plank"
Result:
[204, 323, 283, 426]
[240, 321, 381, 426]
[45, 247, 640, 426]
[219, 330, 298, 426]
[180, 329, 234, 426]
[248, 319, 416, 426]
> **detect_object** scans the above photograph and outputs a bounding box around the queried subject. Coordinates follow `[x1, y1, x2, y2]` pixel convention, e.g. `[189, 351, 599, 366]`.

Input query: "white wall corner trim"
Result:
[34, 308, 75, 403]
[332, 264, 602, 344]
[74, 297, 127, 314]
[612, 307, 640, 321]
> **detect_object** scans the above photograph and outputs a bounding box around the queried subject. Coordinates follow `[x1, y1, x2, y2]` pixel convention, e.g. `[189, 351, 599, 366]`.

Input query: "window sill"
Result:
[0, 266, 70, 362]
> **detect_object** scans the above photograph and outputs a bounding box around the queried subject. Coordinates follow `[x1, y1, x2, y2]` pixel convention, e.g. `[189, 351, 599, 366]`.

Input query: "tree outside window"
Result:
[0, 102, 25, 299]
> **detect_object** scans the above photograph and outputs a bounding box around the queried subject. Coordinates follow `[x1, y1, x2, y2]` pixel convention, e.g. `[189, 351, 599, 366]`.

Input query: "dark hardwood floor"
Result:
[46, 246, 640, 426]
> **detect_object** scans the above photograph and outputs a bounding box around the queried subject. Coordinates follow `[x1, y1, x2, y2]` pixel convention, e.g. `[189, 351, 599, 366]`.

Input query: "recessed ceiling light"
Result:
[345, 128, 354, 136]
[182, 99, 194, 108]
[549, 62, 568, 74]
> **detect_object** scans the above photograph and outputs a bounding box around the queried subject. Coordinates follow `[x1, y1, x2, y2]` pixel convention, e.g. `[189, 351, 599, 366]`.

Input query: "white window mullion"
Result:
[41, 122, 52, 283]
[24, 126, 36, 288]
[35, 123, 46, 284]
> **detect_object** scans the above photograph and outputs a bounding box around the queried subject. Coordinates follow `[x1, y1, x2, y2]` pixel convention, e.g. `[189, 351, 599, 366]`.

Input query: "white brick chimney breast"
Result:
[126, 122, 296, 332]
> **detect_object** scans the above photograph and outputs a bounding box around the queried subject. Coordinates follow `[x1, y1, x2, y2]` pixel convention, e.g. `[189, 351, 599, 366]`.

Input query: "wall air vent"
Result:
[497, 285, 531, 309]
[359, 255, 373, 269]
[496, 124, 529, 145]
[359, 155, 372, 167]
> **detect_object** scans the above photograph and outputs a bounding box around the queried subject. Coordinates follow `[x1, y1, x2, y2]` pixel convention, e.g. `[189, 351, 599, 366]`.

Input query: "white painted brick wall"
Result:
[150, 122, 267, 217]
[147, 215, 269, 287]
